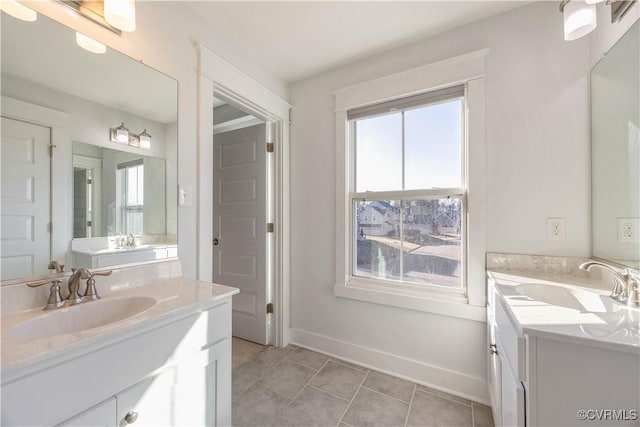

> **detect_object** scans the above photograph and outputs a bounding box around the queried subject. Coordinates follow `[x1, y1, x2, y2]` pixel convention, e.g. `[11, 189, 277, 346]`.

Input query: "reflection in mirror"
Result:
[1, 11, 177, 281]
[591, 21, 639, 268]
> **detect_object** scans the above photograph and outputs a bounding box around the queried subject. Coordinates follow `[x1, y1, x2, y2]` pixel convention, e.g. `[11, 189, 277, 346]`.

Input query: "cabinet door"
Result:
[117, 338, 231, 427]
[488, 320, 503, 427]
[57, 397, 116, 427]
[499, 339, 525, 427]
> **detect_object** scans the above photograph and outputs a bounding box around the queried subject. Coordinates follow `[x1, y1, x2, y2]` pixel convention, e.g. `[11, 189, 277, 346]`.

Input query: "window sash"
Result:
[349, 192, 467, 296]
[347, 86, 467, 296]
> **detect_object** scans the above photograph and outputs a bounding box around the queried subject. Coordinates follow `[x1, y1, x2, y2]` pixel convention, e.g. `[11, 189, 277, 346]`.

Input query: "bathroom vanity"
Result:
[486, 255, 639, 427]
[1, 262, 238, 427]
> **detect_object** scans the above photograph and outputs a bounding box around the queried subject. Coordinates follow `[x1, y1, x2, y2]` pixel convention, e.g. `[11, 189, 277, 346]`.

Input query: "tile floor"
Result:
[232, 345, 494, 427]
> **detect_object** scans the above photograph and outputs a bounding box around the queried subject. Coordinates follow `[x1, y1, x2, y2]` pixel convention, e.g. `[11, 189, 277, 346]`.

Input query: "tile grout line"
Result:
[336, 368, 370, 427]
[268, 356, 332, 426]
[415, 386, 472, 407]
[306, 384, 351, 403]
[359, 385, 413, 405]
[471, 402, 476, 427]
[403, 384, 417, 427]
[232, 351, 291, 402]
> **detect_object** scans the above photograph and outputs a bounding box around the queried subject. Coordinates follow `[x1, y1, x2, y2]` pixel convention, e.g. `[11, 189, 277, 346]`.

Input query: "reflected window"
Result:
[117, 160, 144, 235]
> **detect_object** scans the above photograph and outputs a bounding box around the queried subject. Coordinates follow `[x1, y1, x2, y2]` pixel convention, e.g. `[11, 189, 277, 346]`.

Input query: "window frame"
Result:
[348, 93, 468, 296]
[333, 49, 488, 321]
[116, 160, 144, 235]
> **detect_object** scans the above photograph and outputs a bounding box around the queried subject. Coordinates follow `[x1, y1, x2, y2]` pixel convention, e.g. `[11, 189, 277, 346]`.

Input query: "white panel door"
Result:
[213, 123, 268, 344]
[0, 117, 51, 280]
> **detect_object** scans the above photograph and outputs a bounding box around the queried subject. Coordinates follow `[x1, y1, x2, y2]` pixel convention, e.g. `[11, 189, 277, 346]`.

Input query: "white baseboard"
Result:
[290, 328, 489, 405]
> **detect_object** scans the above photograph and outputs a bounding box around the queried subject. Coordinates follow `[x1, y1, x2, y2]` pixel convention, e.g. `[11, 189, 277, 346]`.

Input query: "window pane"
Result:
[355, 113, 402, 192]
[404, 99, 462, 190]
[126, 166, 138, 205]
[354, 200, 401, 281]
[402, 198, 462, 288]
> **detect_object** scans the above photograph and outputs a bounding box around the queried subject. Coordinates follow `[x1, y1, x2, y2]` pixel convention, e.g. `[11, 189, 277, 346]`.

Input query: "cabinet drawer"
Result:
[495, 297, 526, 382]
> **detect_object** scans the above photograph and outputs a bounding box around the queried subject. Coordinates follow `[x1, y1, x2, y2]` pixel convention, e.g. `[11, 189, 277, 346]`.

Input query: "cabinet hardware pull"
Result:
[124, 411, 139, 424]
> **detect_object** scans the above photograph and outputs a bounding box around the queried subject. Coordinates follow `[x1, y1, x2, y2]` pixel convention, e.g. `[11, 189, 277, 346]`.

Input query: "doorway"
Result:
[212, 97, 273, 345]
[198, 46, 291, 348]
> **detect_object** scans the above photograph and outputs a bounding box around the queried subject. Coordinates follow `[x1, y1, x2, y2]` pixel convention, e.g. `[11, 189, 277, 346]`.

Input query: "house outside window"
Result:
[117, 160, 144, 235]
[349, 85, 466, 292]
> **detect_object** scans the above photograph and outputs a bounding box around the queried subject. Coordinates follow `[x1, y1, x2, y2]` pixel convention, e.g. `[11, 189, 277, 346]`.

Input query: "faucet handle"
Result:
[91, 270, 113, 277]
[27, 279, 64, 310]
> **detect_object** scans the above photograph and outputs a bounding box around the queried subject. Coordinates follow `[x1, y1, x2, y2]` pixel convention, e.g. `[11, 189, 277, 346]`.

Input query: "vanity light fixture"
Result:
[104, 0, 136, 32]
[75, 32, 106, 54]
[0, 0, 37, 22]
[137, 129, 151, 150]
[561, 0, 637, 40]
[561, 0, 597, 41]
[110, 122, 130, 144]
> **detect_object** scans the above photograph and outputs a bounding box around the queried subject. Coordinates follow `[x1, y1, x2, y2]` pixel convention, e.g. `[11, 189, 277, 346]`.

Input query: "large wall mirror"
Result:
[1, 11, 178, 281]
[591, 20, 639, 269]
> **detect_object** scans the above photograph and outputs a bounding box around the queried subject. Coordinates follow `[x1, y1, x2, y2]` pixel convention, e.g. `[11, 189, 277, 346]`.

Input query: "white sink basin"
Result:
[514, 283, 615, 313]
[9, 296, 156, 341]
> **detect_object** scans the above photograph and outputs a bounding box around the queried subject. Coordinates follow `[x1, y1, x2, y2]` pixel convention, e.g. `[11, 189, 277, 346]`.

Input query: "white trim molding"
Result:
[291, 328, 490, 405]
[333, 49, 488, 318]
[197, 46, 292, 347]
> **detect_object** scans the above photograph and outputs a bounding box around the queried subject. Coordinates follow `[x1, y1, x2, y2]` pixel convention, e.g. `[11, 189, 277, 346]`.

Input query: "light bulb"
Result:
[115, 123, 129, 144]
[104, 0, 136, 32]
[564, 0, 597, 41]
[0, 0, 37, 22]
[75, 32, 106, 54]
[138, 129, 151, 150]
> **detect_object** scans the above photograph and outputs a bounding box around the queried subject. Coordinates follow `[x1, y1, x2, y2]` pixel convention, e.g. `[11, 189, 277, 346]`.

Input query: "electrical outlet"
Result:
[618, 218, 639, 243]
[547, 217, 566, 241]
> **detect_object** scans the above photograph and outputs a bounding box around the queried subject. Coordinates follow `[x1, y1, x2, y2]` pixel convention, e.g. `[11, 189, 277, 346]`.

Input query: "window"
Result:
[349, 86, 466, 293]
[117, 160, 144, 235]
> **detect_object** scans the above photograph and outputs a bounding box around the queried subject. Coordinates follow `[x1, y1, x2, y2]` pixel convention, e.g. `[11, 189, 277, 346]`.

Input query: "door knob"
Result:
[213, 238, 219, 246]
[124, 411, 139, 424]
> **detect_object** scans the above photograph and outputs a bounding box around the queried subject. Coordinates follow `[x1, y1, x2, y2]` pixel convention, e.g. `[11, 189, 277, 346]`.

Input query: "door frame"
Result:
[197, 46, 291, 347]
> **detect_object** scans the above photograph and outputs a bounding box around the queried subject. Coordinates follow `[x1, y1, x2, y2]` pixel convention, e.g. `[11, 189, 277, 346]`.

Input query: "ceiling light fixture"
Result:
[561, 0, 597, 41]
[0, 0, 37, 22]
[75, 32, 107, 54]
[104, 0, 136, 32]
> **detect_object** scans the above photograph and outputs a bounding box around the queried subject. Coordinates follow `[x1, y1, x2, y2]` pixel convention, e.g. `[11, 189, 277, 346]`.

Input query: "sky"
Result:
[355, 99, 463, 192]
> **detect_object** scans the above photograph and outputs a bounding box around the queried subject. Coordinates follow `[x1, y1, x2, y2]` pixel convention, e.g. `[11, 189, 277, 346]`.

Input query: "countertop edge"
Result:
[487, 270, 640, 355]
[1, 283, 238, 382]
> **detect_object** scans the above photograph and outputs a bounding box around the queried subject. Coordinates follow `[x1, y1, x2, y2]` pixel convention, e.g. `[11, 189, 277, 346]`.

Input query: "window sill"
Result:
[334, 279, 486, 322]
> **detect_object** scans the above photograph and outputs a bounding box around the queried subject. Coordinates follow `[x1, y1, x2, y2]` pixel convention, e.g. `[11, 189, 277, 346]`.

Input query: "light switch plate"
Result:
[179, 185, 192, 207]
[547, 217, 566, 241]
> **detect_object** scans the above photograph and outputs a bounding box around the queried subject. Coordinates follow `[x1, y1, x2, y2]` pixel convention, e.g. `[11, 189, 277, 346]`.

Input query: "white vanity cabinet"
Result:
[57, 398, 117, 427]
[2, 296, 233, 427]
[487, 275, 640, 427]
[487, 278, 526, 427]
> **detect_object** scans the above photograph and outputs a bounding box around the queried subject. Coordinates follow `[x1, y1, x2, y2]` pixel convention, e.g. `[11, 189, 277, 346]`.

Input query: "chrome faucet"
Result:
[27, 267, 112, 310]
[579, 260, 639, 308]
[47, 260, 65, 273]
[67, 268, 91, 305]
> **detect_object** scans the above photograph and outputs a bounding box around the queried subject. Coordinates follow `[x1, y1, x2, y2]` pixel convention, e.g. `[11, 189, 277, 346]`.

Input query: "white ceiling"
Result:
[188, 1, 527, 83]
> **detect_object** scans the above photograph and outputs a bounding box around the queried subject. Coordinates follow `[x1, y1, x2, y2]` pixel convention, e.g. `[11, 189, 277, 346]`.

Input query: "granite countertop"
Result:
[488, 269, 640, 354]
[1, 277, 238, 375]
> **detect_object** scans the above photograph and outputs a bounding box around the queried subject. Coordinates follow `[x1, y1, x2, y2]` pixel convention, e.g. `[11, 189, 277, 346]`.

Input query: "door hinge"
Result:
[87, 178, 92, 185]
[266, 142, 274, 153]
[266, 222, 274, 233]
[48, 144, 56, 157]
[266, 303, 274, 314]
[87, 220, 92, 227]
